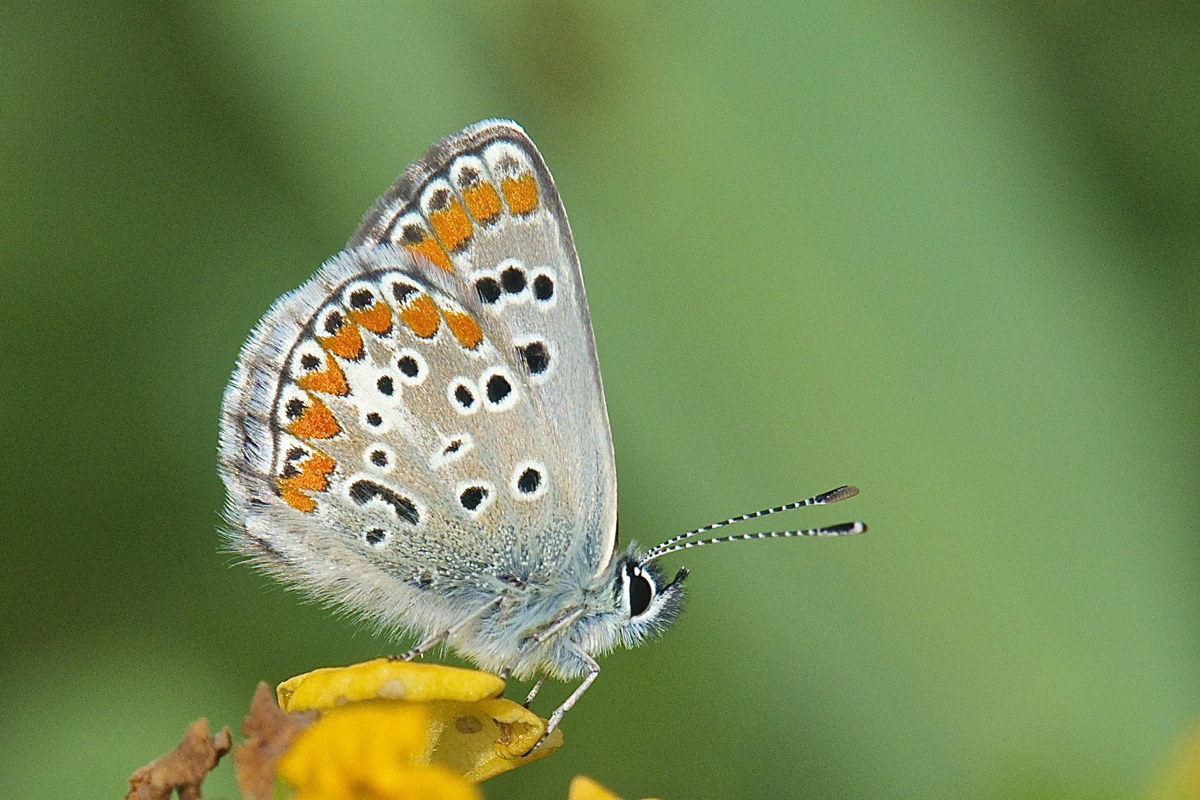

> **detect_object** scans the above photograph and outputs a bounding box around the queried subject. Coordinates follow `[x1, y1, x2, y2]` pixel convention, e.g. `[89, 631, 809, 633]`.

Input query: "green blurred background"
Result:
[4, 3, 1199, 798]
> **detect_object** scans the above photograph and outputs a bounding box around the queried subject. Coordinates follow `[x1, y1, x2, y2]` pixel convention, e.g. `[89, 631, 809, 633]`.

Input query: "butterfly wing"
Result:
[218, 121, 618, 639]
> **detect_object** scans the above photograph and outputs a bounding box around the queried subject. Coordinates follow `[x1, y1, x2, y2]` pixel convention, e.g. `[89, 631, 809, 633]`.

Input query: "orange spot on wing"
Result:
[287, 396, 341, 440]
[428, 197, 473, 252]
[501, 173, 539, 215]
[276, 449, 336, 515]
[401, 228, 454, 273]
[280, 449, 335, 493]
[442, 309, 483, 350]
[307, 448, 336, 475]
[398, 294, 440, 339]
[462, 182, 502, 224]
[294, 355, 348, 396]
[279, 485, 316, 513]
[350, 300, 393, 335]
[319, 319, 363, 360]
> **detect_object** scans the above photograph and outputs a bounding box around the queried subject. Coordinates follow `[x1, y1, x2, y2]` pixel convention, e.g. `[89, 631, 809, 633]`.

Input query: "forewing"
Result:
[350, 120, 618, 578]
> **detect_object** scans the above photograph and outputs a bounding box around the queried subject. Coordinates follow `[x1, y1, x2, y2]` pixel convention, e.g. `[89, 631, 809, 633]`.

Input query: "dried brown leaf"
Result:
[234, 681, 317, 800]
[125, 718, 232, 800]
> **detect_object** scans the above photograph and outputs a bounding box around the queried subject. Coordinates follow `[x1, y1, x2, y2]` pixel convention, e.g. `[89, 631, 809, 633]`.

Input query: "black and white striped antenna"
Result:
[642, 485, 866, 563]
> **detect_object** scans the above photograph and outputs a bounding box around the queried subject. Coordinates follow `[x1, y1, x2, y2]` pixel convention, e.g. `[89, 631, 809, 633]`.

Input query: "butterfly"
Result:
[218, 120, 863, 747]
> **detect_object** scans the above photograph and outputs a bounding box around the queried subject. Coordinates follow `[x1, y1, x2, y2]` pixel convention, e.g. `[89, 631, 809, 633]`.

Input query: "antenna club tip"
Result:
[833, 485, 860, 500]
[828, 520, 867, 536]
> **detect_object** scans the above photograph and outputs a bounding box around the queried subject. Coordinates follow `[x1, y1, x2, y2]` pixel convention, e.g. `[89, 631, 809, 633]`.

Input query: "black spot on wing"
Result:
[517, 467, 541, 494]
[348, 479, 419, 524]
[459, 485, 488, 511]
[518, 341, 549, 375]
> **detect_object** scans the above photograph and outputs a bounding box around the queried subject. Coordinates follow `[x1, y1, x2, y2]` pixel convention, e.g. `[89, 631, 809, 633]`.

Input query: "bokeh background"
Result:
[4, 3, 1200, 798]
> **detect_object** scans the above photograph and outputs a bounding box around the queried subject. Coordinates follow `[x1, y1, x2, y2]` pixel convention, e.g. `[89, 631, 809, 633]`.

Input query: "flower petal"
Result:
[566, 775, 661, 800]
[426, 697, 563, 782]
[568, 775, 623, 800]
[278, 659, 505, 712]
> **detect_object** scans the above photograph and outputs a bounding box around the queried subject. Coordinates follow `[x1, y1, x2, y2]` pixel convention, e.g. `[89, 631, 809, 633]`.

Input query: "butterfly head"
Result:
[605, 545, 688, 649]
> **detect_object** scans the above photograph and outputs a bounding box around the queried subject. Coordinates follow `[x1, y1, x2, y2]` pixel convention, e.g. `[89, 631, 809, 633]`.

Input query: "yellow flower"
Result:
[133, 661, 657, 800]
[278, 703, 479, 800]
[276, 659, 562, 787]
[1146, 718, 1200, 800]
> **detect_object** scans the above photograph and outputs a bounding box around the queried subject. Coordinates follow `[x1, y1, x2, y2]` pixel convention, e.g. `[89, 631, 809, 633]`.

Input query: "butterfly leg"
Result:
[499, 606, 585, 678]
[523, 675, 546, 707]
[524, 649, 599, 755]
[518, 606, 585, 652]
[389, 596, 503, 661]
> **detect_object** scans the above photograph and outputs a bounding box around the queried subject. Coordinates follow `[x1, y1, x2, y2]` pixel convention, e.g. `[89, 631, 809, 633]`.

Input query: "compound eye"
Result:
[626, 563, 654, 617]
